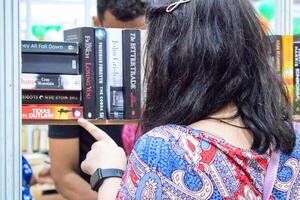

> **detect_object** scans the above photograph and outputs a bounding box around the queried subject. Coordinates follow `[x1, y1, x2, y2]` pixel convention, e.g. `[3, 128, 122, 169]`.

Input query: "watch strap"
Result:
[90, 168, 124, 191]
[101, 169, 124, 179]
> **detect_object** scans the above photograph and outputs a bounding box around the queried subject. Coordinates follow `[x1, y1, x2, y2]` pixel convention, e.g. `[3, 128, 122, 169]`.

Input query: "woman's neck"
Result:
[189, 104, 253, 150]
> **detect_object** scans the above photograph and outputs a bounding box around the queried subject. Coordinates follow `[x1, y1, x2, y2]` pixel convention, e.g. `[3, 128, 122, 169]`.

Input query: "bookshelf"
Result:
[22, 119, 139, 125]
[22, 116, 300, 126]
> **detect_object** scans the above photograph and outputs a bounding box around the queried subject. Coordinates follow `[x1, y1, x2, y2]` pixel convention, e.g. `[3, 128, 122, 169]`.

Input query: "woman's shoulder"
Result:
[273, 123, 300, 199]
[133, 124, 179, 152]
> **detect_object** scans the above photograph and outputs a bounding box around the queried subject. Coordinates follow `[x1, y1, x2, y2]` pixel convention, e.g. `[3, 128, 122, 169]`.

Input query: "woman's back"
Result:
[79, 0, 299, 199]
[117, 124, 300, 199]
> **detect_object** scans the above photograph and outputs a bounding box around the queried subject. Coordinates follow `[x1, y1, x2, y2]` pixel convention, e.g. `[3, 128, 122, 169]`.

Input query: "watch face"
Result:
[90, 169, 102, 189]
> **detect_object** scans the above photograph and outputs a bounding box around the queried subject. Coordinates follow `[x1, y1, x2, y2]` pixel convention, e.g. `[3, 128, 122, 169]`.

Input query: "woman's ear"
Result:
[92, 16, 102, 27]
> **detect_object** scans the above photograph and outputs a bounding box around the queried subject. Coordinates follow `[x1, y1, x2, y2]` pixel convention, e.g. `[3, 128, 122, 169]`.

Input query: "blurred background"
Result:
[19, 0, 300, 41]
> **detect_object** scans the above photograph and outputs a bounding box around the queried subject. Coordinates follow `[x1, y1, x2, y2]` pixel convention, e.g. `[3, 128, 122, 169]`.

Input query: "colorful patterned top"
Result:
[22, 156, 34, 200]
[117, 124, 300, 199]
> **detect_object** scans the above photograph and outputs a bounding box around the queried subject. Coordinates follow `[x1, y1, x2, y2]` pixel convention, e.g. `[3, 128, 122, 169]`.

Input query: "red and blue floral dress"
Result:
[117, 124, 300, 199]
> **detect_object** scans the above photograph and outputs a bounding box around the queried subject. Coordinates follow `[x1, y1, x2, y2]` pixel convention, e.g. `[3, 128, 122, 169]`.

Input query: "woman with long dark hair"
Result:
[79, 0, 300, 199]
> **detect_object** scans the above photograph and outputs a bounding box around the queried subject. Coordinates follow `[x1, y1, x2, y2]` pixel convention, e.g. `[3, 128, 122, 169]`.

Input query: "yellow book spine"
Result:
[282, 35, 294, 103]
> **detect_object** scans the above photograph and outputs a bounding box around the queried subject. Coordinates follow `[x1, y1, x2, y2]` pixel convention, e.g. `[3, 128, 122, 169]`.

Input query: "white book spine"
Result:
[21, 73, 82, 91]
[106, 28, 124, 119]
[140, 30, 147, 108]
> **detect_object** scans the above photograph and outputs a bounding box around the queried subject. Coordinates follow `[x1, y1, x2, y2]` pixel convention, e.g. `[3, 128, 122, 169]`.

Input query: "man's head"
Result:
[93, 0, 147, 28]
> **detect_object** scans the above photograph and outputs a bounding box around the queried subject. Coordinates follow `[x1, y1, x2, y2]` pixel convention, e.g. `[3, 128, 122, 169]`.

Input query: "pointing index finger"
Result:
[77, 118, 116, 145]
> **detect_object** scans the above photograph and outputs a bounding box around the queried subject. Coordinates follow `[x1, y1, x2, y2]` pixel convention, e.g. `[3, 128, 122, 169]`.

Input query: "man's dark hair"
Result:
[97, 0, 147, 23]
[142, 0, 296, 154]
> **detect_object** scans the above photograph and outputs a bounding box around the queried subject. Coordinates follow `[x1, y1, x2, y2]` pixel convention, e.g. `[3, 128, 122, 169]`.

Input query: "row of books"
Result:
[22, 27, 146, 120]
[64, 27, 146, 120]
[21, 40, 84, 120]
[270, 35, 300, 114]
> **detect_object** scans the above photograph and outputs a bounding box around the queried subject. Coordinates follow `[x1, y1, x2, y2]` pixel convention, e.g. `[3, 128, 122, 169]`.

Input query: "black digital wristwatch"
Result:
[90, 168, 124, 192]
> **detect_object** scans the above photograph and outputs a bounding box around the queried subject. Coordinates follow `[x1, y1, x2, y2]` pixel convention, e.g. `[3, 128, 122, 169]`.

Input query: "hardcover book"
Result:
[95, 28, 107, 119]
[64, 27, 96, 119]
[294, 36, 300, 114]
[106, 28, 124, 119]
[123, 29, 141, 119]
[282, 35, 294, 103]
[22, 90, 81, 104]
[22, 40, 79, 54]
[269, 35, 282, 74]
[21, 73, 81, 91]
[22, 53, 80, 75]
[140, 30, 147, 111]
[22, 105, 83, 120]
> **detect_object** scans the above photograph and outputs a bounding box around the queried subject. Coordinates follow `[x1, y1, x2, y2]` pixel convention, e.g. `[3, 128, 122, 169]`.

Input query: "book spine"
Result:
[22, 91, 81, 104]
[140, 30, 147, 112]
[22, 105, 83, 120]
[270, 35, 282, 74]
[106, 29, 124, 119]
[21, 73, 82, 91]
[123, 30, 141, 119]
[21, 40, 79, 54]
[275, 36, 282, 74]
[32, 128, 40, 152]
[22, 53, 80, 75]
[282, 35, 294, 104]
[64, 27, 96, 119]
[95, 29, 107, 119]
[294, 36, 300, 114]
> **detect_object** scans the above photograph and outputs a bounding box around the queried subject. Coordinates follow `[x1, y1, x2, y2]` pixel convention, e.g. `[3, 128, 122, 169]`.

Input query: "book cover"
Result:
[21, 73, 81, 91]
[22, 105, 83, 120]
[282, 35, 294, 103]
[269, 35, 282, 74]
[21, 40, 79, 54]
[95, 28, 107, 119]
[294, 36, 300, 114]
[106, 28, 124, 119]
[123, 29, 141, 119]
[64, 27, 96, 119]
[22, 90, 81, 104]
[22, 53, 80, 75]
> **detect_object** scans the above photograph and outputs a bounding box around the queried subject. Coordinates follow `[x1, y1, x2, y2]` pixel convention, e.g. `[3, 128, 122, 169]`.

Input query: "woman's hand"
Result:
[78, 118, 127, 176]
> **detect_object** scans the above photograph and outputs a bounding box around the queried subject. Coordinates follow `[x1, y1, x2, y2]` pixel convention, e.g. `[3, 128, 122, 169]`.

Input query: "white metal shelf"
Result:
[0, 0, 21, 199]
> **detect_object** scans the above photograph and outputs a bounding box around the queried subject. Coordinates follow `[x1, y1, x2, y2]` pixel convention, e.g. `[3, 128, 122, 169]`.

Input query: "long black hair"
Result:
[141, 0, 296, 153]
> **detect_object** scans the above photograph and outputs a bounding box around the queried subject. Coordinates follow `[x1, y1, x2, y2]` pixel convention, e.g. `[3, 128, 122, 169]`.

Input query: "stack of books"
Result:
[21, 41, 83, 120]
[64, 27, 146, 120]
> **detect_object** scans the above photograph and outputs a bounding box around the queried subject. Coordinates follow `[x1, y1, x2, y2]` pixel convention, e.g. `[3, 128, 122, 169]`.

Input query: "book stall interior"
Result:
[16, 0, 300, 198]
[1, 0, 300, 199]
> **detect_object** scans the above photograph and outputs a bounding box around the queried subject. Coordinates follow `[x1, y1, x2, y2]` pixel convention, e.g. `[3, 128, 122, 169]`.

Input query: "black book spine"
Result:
[21, 40, 79, 54]
[294, 36, 300, 114]
[95, 29, 107, 119]
[22, 91, 81, 104]
[22, 53, 80, 75]
[123, 30, 141, 119]
[64, 27, 96, 119]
